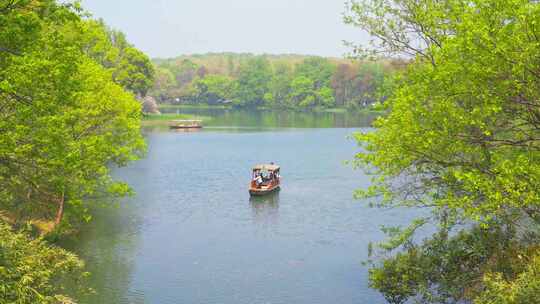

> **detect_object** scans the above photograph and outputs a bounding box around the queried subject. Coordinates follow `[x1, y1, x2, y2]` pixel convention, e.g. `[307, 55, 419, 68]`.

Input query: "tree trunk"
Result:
[54, 192, 65, 226]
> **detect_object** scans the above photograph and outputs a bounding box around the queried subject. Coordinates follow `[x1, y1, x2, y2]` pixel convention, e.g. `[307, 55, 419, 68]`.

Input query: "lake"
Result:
[159, 106, 378, 129]
[66, 108, 420, 304]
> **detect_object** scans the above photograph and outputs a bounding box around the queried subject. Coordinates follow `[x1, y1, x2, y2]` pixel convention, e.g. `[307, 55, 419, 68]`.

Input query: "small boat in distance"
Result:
[249, 164, 281, 196]
[169, 119, 203, 130]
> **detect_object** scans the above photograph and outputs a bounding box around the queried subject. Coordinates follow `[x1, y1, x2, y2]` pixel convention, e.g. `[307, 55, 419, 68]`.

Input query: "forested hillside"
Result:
[150, 53, 404, 109]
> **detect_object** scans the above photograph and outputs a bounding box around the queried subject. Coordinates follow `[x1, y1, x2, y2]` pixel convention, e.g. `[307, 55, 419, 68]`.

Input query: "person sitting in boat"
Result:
[255, 173, 263, 187]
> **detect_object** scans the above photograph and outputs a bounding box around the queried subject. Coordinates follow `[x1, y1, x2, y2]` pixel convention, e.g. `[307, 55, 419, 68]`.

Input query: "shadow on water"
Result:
[249, 193, 280, 225]
[60, 195, 147, 303]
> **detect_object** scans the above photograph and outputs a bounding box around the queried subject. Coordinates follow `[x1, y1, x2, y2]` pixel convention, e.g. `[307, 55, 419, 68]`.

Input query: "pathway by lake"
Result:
[67, 109, 419, 304]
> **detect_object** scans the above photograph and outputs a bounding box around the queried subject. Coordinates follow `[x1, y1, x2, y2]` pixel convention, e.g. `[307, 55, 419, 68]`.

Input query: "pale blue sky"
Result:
[80, 0, 369, 59]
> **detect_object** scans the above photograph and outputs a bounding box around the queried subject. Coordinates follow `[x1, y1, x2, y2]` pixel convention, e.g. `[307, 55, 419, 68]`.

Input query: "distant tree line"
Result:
[150, 53, 403, 109]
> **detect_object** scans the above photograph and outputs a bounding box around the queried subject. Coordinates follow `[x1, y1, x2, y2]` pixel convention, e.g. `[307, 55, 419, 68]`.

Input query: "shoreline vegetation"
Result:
[148, 52, 404, 111]
[349, 1, 540, 303]
[141, 104, 385, 127]
[1, 1, 154, 302]
[156, 103, 384, 113]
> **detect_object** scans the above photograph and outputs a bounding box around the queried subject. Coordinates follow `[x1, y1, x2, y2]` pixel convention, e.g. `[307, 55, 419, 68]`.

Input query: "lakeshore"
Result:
[142, 105, 383, 128]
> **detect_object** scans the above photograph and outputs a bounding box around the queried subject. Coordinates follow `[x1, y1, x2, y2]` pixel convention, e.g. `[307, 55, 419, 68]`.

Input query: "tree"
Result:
[0, 0, 145, 229]
[193, 74, 235, 104]
[317, 86, 335, 107]
[0, 2, 149, 303]
[295, 57, 335, 90]
[113, 46, 155, 97]
[150, 67, 176, 102]
[233, 57, 272, 107]
[264, 62, 292, 107]
[174, 59, 199, 88]
[0, 221, 86, 304]
[286, 58, 337, 108]
[142, 96, 160, 114]
[477, 254, 540, 304]
[77, 20, 155, 97]
[150, 53, 394, 109]
[331, 63, 358, 106]
[289, 76, 316, 107]
[346, 0, 540, 302]
[331, 62, 386, 109]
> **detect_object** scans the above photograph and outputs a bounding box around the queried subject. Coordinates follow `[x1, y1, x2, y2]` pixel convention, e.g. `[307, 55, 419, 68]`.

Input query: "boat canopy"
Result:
[253, 164, 280, 171]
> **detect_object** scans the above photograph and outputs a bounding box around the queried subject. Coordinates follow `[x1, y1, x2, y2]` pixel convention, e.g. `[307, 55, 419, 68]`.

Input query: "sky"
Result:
[80, 0, 369, 59]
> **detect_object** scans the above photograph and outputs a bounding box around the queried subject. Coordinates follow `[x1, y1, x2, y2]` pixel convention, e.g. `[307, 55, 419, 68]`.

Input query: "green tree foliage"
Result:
[332, 62, 386, 108]
[347, 0, 540, 302]
[151, 53, 400, 109]
[150, 67, 176, 101]
[295, 57, 335, 90]
[193, 74, 235, 104]
[152, 59, 198, 103]
[77, 20, 155, 97]
[477, 253, 540, 304]
[233, 57, 272, 107]
[264, 62, 293, 107]
[175, 59, 199, 86]
[0, 1, 146, 227]
[287, 57, 337, 108]
[289, 76, 316, 107]
[0, 221, 85, 304]
[1, 1, 150, 302]
[113, 45, 154, 97]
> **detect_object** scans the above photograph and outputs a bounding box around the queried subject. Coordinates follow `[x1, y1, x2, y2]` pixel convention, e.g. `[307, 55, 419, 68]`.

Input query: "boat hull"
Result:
[249, 186, 280, 196]
[169, 126, 203, 129]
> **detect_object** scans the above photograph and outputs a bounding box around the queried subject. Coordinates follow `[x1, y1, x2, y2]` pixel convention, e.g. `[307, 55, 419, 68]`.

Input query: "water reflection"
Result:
[61, 203, 145, 304]
[170, 128, 203, 133]
[161, 107, 377, 128]
[249, 193, 280, 225]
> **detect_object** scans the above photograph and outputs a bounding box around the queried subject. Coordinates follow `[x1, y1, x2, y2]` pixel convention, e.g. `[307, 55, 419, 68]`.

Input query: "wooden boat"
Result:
[169, 120, 203, 129]
[249, 164, 281, 196]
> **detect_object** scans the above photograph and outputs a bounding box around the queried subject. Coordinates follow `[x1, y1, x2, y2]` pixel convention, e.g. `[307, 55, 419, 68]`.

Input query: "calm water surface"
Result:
[160, 106, 377, 129]
[68, 110, 419, 304]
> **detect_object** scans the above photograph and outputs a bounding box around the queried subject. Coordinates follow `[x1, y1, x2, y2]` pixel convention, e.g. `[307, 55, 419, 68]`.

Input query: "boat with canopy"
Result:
[169, 120, 203, 129]
[249, 164, 281, 196]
